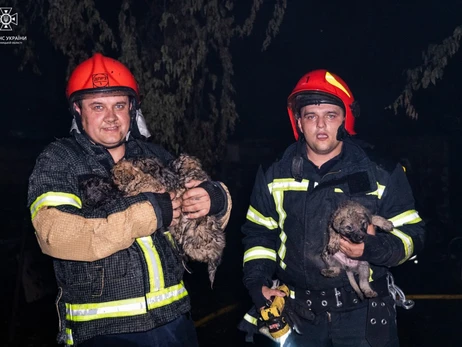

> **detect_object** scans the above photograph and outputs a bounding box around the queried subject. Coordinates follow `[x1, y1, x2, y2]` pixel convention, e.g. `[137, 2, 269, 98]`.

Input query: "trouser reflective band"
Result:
[147, 282, 188, 309]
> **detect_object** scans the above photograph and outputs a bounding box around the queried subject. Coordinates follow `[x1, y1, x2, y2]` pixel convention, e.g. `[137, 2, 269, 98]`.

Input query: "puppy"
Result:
[80, 176, 123, 209]
[321, 200, 394, 300]
[108, 154, 225, 287]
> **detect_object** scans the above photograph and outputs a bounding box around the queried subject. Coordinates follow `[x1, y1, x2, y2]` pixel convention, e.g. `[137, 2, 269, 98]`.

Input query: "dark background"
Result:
[2, 1, 462, 346]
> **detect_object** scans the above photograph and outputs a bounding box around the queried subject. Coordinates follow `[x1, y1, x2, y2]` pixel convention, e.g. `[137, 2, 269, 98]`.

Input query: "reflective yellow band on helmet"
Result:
[325, 71, 351, 97]
[136, 237, 164, 292]
[244, 313, 258, 326]
[391, 228, 414, 264]
[66, 297, 147, 322]
[246, 206, 278, 230]
[389, 210, 422, 227]
[30, 192, 82, 219]
[243, 246, 277, 263]
[146, 282, 188, 309]
[268, 179, 309, 193]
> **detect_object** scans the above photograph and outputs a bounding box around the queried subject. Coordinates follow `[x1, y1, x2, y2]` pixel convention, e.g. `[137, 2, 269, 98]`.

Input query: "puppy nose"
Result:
[351, 233, 365, 243]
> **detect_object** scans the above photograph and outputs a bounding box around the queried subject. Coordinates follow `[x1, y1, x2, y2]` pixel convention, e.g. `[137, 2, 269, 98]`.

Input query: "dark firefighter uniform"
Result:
[27, 132, 231, 346]
[241, 137, 425, 345]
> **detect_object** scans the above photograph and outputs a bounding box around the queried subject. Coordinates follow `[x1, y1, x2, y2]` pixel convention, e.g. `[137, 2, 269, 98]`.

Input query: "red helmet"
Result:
[66, 53, 139, 102]
[287, 69, 358, 140]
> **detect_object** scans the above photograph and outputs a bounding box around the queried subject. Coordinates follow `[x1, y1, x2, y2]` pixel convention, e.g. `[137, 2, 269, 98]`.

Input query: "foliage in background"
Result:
[9, 0, 287, 170]
[389, 25, 462, 119]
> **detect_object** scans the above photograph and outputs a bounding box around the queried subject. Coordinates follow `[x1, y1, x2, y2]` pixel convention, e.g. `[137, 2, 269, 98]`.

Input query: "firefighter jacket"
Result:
[242, 138, 425, 309]
[27, 131, 231, 346]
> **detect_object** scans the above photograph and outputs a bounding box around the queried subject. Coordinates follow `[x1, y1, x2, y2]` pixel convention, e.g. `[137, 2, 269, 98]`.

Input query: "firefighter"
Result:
[27, 53, 231, 346]
[241, 69, 425, 346]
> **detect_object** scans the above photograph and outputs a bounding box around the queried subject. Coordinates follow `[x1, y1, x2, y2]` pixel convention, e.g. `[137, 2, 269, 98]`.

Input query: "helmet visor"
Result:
[69, 87, 138, 103]
[290, 92, 345, 117]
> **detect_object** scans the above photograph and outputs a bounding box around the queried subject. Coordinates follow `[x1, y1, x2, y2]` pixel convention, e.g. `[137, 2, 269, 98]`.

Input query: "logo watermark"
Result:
[0, 7, 18, 31]
[0, 7, 26, 45]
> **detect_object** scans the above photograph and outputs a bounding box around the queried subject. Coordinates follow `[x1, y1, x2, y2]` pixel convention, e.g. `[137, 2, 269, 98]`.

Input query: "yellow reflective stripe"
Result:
[289, 290, 295, 299]
[243, 246, 277, 263]
[163, 231, 175, 247]
[30, 192, 82, 219]
[326, 71, 351, 97]
[389, 210, 422, 227]
[367, 183, 386, 199]
[268, 179, 309, 193]
[334, 188, 343, 193]
[246, 206, 278, 230]
[136, 237, 164, 291]
[272, 190, 289, 270]
[65, 328, 74, 345]
[369, 268, 373, 282]
[391, 228, 414, 264]
[278, 230, 288, 270]
[146, 282, 188, 309]
[66, 297, 147, 322]
[243, 313, 258, 326]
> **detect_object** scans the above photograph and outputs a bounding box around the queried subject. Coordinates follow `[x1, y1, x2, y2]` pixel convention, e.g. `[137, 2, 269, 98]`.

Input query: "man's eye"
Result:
[115, 104, 126, 110]
[326, 114, 337, 120]
[93, 105, 104, 111]
[304, 115, 316, 120]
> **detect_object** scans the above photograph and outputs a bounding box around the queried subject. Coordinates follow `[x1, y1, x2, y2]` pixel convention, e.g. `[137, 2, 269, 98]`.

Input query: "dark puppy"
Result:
[321, 200, 394, 300]
[110, 154, 225, 287]
[80, 176, 122, 209]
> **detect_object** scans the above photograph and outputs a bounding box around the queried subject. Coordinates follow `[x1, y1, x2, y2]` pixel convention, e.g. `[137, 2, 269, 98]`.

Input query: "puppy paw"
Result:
[321, 268, 339, 278]
[382, 220, 394, 232]
[363, 289, 378, 298]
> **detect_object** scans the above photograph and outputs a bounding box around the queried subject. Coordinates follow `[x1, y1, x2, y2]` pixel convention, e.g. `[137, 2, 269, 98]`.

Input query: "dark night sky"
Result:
[2, 1, 462, 146]
[2, 4, 462, 345]
[232, 1, 462, 145]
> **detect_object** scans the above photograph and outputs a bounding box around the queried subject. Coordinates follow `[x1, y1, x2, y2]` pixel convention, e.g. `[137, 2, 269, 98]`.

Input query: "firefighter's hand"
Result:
[339, 224, 376, 258]
[170, 192, 182, 227]
[259, 285, 286, 311]
[181, 180, 211, 219]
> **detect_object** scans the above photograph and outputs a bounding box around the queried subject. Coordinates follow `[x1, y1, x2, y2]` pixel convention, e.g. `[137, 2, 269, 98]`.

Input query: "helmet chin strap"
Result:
[336, 122, 349, 141]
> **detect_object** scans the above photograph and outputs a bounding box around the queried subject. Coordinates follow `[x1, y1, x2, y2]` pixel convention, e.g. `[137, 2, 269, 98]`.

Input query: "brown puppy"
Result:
[321, 200, 394, 300]
[112, 154, 225, 287]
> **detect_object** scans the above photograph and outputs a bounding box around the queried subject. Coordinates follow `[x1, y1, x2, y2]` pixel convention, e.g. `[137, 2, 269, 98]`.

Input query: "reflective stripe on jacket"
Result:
[242, 138, 425, 309]
[28, 132, 190, 345]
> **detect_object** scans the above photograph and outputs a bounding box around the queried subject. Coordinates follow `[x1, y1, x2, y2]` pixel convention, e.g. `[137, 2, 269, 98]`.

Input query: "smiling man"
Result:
[75, 94, 131, 162]
[240, 69, 425, 346]
[27, 53, 231, 346]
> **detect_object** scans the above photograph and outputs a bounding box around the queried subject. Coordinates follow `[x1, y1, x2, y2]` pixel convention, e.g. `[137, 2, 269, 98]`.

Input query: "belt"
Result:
[288, 275, 390, 316]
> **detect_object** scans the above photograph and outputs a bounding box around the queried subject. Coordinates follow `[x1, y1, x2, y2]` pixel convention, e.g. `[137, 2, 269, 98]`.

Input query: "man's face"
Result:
[297, 103, 345, 159]
[75, 95, 131, 148]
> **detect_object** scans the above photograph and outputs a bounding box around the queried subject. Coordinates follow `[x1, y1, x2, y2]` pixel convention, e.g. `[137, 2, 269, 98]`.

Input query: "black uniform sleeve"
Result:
[242, 165, 280, 309]
[359, 163, 425, 266]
